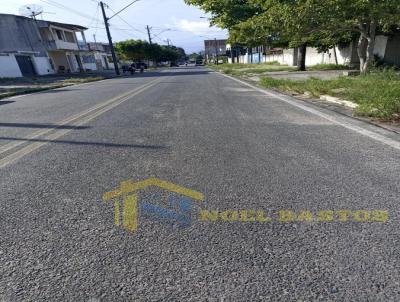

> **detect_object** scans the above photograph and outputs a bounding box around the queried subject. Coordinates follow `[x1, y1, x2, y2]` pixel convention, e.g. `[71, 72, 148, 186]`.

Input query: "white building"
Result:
[87, 42, 113, 71]
[0, 13, 98, 78]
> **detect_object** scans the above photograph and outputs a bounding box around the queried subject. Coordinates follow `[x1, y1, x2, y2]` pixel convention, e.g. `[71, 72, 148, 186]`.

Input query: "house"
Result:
[87, 42, 112, 71]
[36, 19, 90, 73]
[0, 13, 53, 77]
[0, 13, 97, 77]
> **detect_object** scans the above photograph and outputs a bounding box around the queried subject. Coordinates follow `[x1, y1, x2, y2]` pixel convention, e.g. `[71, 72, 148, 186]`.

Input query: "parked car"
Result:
[170, 62, 179, 67]
[122, 64, 136, 74]
[135, 62, 148, 69]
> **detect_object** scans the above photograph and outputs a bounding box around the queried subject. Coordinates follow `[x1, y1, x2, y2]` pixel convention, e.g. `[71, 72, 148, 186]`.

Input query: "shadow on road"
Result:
[122, 68, 211, 79]
[0, 123, 90, 130]
[0, 101, 15, 106]
[0, 136, 167, 150]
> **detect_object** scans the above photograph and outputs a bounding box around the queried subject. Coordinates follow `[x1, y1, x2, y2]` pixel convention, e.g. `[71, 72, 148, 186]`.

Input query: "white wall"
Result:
[0, 54, 22, 77]
[374, 35, 388, 59]
[83, 62, 97, 71]
[282, 49, 295, 66]
[230, 43, 360, 67]
[55, 40, 79, 51]
[32, 56, 55, 75]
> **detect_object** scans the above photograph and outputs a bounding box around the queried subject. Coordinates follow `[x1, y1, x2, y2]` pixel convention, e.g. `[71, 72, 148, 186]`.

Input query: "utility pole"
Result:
[214, 38, 219, 65]
[100, 1, 120, 75]
[146, 25, 152, 44]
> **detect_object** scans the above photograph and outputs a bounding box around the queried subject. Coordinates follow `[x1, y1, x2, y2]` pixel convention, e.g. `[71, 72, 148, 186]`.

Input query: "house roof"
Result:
[42, 20, 87, 31]
[0, 13, 87, 31]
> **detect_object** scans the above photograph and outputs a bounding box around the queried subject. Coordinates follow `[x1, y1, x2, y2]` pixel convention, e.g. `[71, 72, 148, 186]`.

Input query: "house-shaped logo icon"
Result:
[103, 178, 204, 232]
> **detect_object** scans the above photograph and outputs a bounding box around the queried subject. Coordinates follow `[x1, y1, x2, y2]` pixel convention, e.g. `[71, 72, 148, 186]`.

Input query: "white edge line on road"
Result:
[218, 71, 400, 152]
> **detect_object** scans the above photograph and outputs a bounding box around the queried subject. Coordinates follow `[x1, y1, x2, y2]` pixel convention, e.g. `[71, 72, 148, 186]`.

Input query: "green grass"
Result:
[210, 62, 295, 76]
[211, 62, 350, 76]
[259, 69, 400, 120]
[59, 76, 105, 84]
[213, 61, 282, 69]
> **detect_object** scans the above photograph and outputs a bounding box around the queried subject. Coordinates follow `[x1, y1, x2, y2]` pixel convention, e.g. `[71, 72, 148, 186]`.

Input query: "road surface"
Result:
[0, 67, 400, 301]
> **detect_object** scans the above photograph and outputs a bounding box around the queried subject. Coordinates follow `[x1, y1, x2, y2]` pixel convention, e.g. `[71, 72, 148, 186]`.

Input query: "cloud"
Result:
[172, 18, 226, 36]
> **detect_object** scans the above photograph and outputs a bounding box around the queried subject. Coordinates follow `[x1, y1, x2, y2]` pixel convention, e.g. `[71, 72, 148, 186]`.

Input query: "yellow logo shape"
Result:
[103, 178, 204, 232]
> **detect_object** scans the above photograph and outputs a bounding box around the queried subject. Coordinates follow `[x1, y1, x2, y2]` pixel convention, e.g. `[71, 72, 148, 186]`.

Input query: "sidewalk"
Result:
[0, 70, 118, 100]
[248, 70, 357, 82]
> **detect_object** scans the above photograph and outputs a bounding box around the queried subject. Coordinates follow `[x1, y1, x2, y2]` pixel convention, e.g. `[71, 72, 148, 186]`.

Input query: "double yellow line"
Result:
[0, 78, 162, 169]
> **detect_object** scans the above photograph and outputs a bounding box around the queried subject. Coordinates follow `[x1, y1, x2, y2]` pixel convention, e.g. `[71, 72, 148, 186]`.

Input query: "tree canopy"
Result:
[115, 40, 186, 63]
[186, 0, 400, 72]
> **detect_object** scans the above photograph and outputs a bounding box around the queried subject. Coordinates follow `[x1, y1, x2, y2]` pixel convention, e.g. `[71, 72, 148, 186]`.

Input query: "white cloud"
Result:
[171, 18, 226, 36]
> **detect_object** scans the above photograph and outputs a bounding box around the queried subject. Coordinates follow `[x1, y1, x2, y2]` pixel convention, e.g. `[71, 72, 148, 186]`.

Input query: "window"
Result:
[82, 55, 95, 64]
[54, 29, 63, 40]
[64, 31, 75, 43]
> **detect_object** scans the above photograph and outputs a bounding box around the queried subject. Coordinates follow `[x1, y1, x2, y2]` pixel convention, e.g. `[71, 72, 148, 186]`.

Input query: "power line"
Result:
[39, 0, 95, 21]
[108, 0, 140, 20]
[107, 6, 147, 35]
[87, 3, 100, 27]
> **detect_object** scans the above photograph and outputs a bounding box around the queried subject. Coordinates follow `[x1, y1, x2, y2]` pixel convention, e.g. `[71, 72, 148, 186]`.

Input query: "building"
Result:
[87, 42, 112, 71]
[0, 14, 53, 77]
[0, 13, 96, 77]
[36, 19, 90, 73]
[204, 39, 227, 63]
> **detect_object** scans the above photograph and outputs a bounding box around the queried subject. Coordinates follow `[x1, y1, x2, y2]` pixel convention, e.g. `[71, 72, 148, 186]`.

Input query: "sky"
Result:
[1, 0, 227, 53]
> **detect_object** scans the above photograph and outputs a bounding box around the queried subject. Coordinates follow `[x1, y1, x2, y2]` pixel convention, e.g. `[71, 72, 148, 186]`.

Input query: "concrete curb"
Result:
[210, 69, 400, 136]
[214, 70, 400, 151]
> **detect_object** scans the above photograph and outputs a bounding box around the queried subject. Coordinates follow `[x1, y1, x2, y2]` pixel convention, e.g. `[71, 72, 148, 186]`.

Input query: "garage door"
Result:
[15, 55, 36, 77]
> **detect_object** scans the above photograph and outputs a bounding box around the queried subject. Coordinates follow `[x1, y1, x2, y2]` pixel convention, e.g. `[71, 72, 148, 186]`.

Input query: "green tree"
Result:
[184, 0, 260, 29]
[320, 0, 400, 73]
[115, 39, 148, 62]
[187, 0, 400, 73]
[116, 40, 185, 65]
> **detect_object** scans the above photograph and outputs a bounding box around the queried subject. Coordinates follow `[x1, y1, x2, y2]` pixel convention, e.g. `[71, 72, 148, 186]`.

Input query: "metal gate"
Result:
[15, 55, 36, 77]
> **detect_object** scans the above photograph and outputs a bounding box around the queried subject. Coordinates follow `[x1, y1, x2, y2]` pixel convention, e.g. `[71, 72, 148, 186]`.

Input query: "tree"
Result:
[184, 0, 261, 30]
[115, 40, 185, 64]
[186, 0, 330, 71]
[244, 0, 339, 71]
[320, 0, 400, 73]
[187, 0, 400, 73]
[115, 40, 148, 62]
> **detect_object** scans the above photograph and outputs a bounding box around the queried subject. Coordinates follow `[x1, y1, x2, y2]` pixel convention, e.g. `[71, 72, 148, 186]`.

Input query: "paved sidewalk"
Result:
[248, 70, 357, 82]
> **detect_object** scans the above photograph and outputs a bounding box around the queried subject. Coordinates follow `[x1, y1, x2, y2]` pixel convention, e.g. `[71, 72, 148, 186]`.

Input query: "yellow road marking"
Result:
[122, 194, 138, 232]
[103, 177, 204, 202]
[0, 78, 161, 156]
[0, 79, 162, 169]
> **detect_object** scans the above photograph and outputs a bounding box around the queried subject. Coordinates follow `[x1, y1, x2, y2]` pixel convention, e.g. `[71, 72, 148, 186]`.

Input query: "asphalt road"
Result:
[1, 67, 400, 301]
